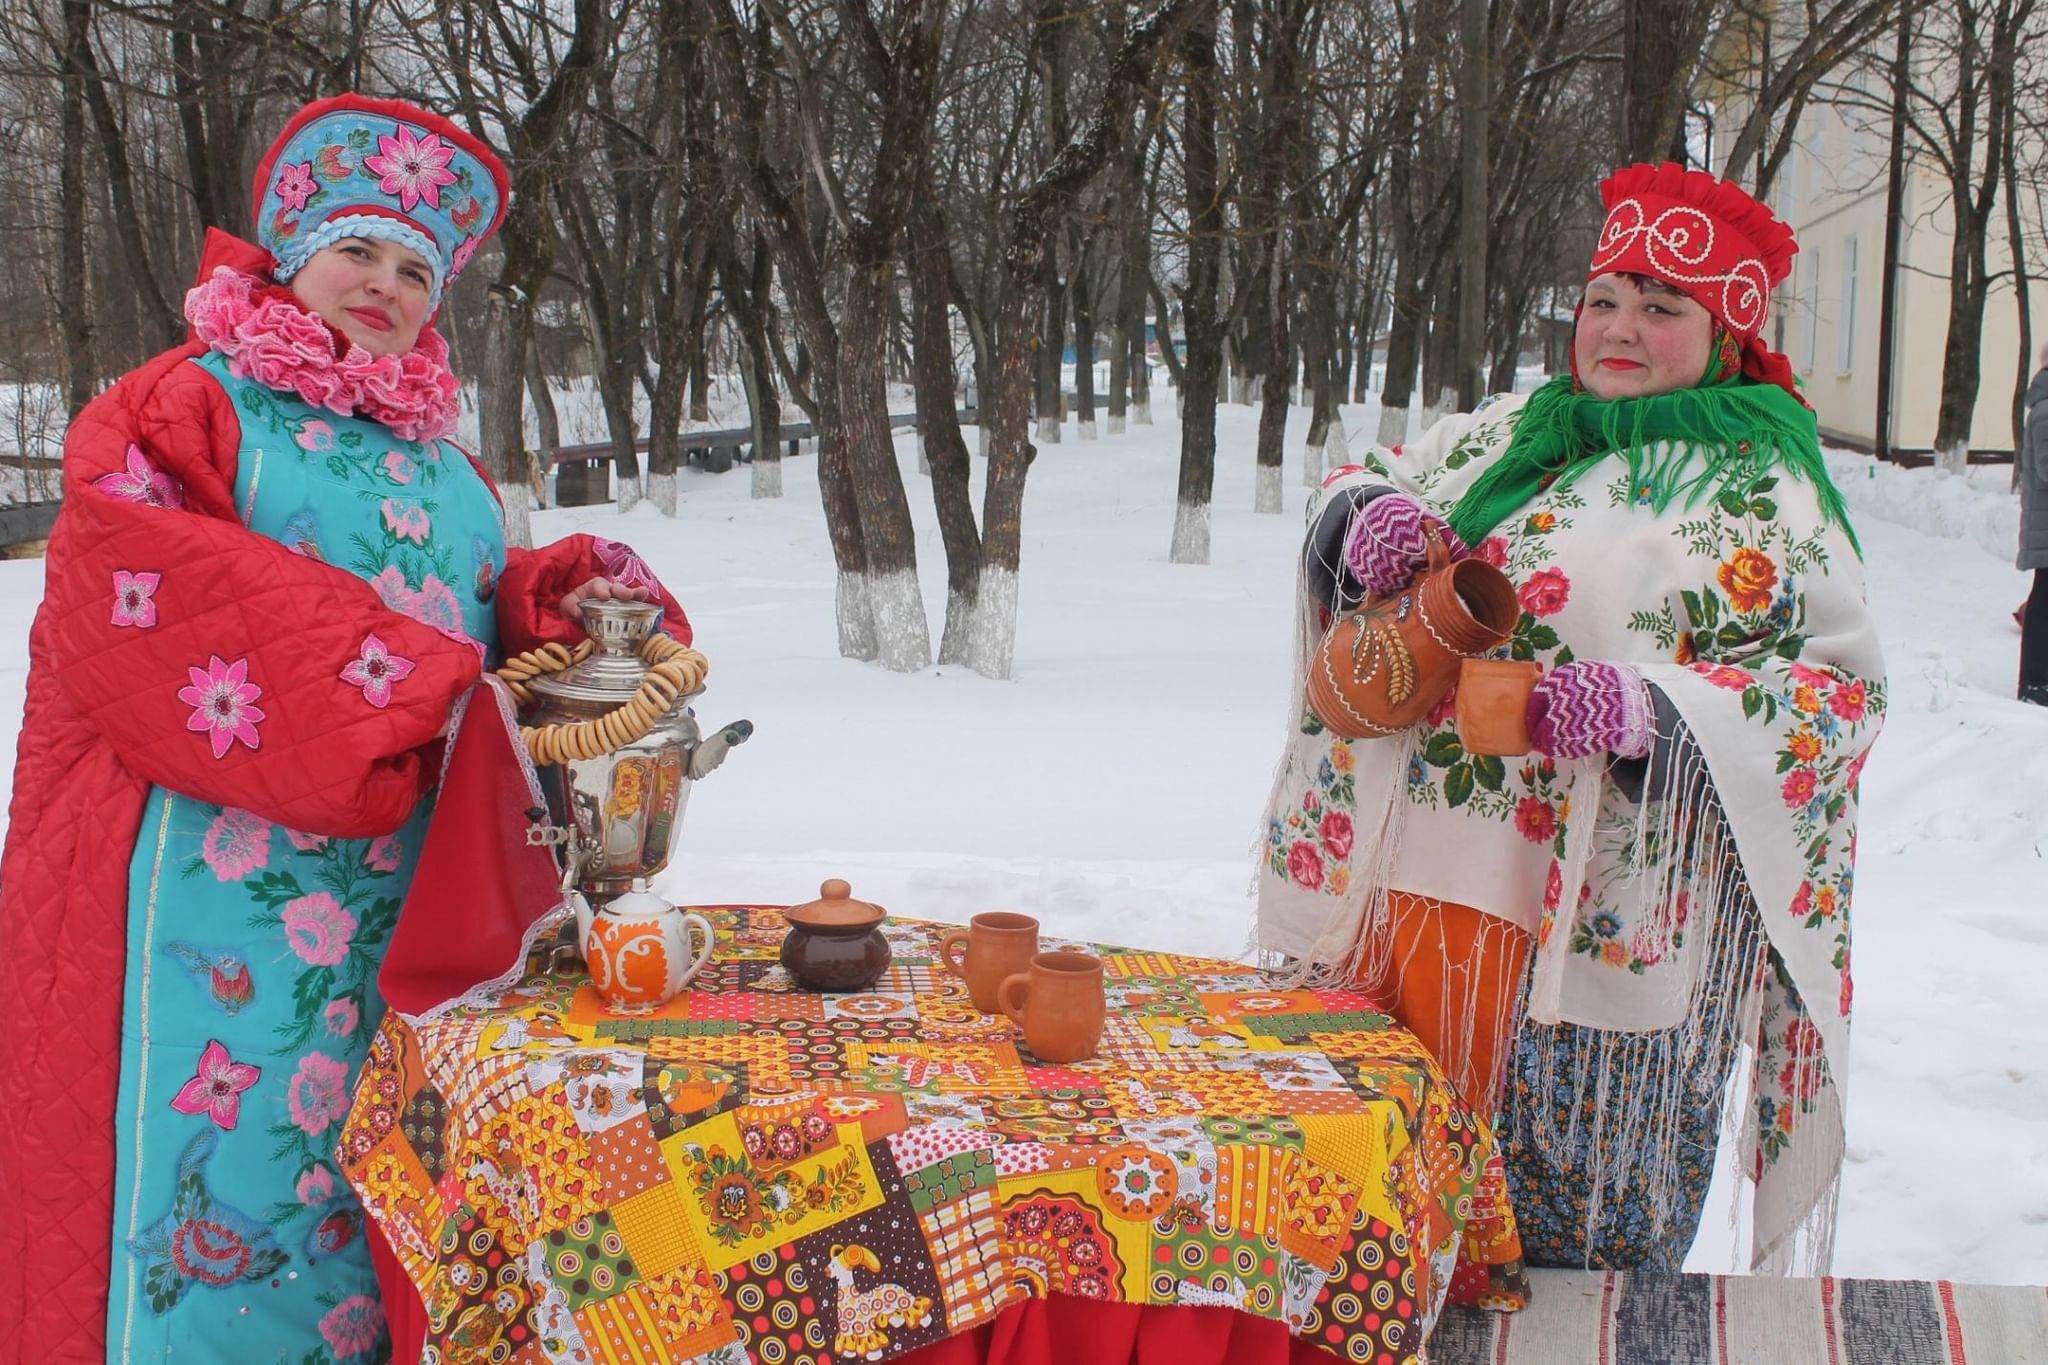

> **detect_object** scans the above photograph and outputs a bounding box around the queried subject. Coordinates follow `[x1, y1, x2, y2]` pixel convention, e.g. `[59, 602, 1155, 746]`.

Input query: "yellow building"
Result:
[1712, 66, 2048, 458]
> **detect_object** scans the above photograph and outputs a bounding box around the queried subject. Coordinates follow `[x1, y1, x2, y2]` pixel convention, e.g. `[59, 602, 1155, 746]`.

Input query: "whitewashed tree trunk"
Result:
[1327, 411, 1350, 462]
[1302, 438, 1323, 486]
[1134, 391, 1153, 425]
[1255, 463, 1283, 512]
[648, 471, 678, 516]
[1078, 418, 1097, 440]
[1169, 499, 1211, 564]
[1935, 437, 1969, 476]
[938, 588, 976, 665]
[866, 568, 930, 673]
[837, 569, 879, 661]
[978, 426, 990, 458]
[615, 475, 642, 513]
[918, 445, 931, 476]
[1419, 399, 1441, 430]
[1376, 404, 1409, 448]
[751, 459, 784, 499]
[1037, 415, 1062, 444]
[501, 485, 536, 551]
[1107, 413, 1126, 436]
[968, 565, 1019, 679]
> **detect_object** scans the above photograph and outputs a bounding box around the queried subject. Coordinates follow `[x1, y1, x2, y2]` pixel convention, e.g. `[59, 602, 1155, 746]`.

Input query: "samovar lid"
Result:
[526, 600, 691, 707]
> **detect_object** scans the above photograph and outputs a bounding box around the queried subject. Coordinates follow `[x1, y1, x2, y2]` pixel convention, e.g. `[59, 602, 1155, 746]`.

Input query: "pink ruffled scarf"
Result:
[183, 266, 460, 443]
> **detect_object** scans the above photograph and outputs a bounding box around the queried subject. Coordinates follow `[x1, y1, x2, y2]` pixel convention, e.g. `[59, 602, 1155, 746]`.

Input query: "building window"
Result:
[1838, 235, 1859, 374]
[1802, 249, 1821, 374]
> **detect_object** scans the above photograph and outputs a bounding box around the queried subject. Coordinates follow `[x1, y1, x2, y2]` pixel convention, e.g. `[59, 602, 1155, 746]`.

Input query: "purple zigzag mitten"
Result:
[1340, 494, 1470, 598]
[1525, 661, 1656, 761]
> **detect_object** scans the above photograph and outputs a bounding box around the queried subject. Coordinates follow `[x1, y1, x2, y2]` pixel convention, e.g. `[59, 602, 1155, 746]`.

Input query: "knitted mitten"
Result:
[1340, 494, 1470, 599]
[1525, 661, 1656, 760]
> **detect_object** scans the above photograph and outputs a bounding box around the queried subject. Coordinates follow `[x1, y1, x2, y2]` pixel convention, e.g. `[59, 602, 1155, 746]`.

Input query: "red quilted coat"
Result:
[0, 231, 685, 1361]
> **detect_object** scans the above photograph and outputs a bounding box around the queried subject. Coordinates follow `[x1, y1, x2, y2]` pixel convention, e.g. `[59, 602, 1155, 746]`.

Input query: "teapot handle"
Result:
[680, 912, 717, 983]
[1422, 521, 1451, 576]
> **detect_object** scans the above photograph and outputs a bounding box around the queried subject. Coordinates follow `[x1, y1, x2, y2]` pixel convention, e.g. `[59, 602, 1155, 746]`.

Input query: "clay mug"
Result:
[1456, 658, 1544, 756]
[583, 879, 715, 1013]
[937, 912, 1041, 1013]
[997, 951, 1106, 1064]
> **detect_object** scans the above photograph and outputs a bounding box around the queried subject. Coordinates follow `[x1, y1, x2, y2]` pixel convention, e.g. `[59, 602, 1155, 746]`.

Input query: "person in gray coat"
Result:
[2021, 342, 2048, 704]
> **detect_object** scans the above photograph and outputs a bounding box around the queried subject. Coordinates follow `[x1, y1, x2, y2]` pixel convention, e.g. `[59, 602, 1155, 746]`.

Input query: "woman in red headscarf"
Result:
[0, 95, 684, 1361]
[1258, 164, 1884, 1279]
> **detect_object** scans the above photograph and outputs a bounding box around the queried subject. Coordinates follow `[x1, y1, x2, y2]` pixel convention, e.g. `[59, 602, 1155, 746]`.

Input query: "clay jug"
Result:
[779, 879, 892, 993]
[1305, 529, 1519, 739]
[997, 951, 1106, 1064]
[938, 912, 1041, 1013]
[1456, 658, 1544, 757]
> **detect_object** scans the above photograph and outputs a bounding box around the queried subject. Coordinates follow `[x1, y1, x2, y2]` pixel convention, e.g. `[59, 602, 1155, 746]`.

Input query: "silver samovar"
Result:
[522, 600, 752, 915]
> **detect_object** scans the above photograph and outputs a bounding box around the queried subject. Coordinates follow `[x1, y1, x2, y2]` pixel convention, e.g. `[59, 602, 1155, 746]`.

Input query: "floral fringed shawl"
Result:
[1256, 390, 1885, 1270]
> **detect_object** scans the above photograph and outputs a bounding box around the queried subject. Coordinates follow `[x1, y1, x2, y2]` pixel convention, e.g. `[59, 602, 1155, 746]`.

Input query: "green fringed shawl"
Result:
[1445, 373, 1862, 556]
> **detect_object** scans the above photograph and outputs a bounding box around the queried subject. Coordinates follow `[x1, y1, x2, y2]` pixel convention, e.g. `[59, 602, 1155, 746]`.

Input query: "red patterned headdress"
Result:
[1589, 162, 1803, 399]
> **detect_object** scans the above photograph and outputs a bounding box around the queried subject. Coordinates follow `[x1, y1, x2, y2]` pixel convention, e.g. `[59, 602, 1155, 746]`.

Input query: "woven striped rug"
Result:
[1427, 1271, 2048, 1364]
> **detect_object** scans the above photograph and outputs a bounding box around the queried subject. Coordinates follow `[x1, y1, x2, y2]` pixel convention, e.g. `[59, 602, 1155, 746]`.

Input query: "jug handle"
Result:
[997, 973, 1032, 1028]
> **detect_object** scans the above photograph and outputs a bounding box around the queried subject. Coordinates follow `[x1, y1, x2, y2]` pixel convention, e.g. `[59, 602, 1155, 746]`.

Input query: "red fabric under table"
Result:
[371, 1226, 1335, 1365]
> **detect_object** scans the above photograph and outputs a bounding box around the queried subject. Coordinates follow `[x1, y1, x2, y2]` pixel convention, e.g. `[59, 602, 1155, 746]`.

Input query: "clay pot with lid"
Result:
[780, 879, 892, 992]
[1305, 528, 1520, 739]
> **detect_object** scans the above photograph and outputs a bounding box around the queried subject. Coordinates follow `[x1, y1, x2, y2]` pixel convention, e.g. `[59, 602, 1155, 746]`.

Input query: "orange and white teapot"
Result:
[579, 879, 715, 1012]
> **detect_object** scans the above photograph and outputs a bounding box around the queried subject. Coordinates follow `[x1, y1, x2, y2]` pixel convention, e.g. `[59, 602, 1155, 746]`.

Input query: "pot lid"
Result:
[784, 878, 885, 930]
[526, 600, 699, 708]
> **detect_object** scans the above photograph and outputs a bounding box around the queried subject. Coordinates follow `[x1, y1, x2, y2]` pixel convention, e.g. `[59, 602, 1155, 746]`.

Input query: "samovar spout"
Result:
[687, 719, 755, 779]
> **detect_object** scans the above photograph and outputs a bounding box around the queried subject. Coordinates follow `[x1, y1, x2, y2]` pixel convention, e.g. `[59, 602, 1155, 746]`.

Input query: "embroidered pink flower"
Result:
[275, 160, 318, 212]
[1787, 663, 1833, 688]
[1472, 536, 1509, 570]
[169, 1039, 262, 1130]
[1318, 811, 1354, 861]
[284, 828, 331, 854]
[201, 807, 272, 881]
[1789, 880, 1813, 918]
[340, 633, 416, 708]
[1514, 797, 1558, 844]
[288, 1051, 353, 1137]
[1543, 862, 1563, 911]
[380, 499, 432, 545]
[408, 575, 463, 632]
[319, 1293, 385, 1358]
[296, 1164, 335, 1206]
[380, 450, 415, 484]
[1286, 840, 1324, 891]
[593, 537, 660, 592]
[95, 444, 185, 509]
[324, 997, 360, 1037]
[366, 835, 403, 873]
[178, 655, 266, 758]
[451, 235, 480, 278]
[364, 125, 459, 211]
[1517, 567, 1571, 618]
[1830, 679, 1869, 723]
[111, 570, 161, 629]
[294, 419, 336, 452]
[1781, 769, 1817, 808]
[282, 892, 357, 968]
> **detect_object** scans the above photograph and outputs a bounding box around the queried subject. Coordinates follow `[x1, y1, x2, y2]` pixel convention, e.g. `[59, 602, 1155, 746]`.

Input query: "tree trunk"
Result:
[1172, 0, 1222, 564]
[525, 338, 563, 510]
[910, 201, 982, 664]
[1376, 247, 1424, 446]
[1072, 239, 1098, 439]
[722, 234, 783, 499]
[840, 254, 933, 671]
[1255, 235, 1289, 513]
[1147, 277, 1187, 393]
[480, 285, 537, 548]
[58, 1, 93, 416]
[1036, 253, 1067, 445]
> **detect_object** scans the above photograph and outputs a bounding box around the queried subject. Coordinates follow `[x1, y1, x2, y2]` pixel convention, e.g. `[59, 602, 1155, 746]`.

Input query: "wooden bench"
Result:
[543, 412, 961, 507]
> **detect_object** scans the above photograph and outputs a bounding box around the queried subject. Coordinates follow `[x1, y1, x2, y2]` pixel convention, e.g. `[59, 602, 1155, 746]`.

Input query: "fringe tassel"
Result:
[1514, 726, 1770, 1266]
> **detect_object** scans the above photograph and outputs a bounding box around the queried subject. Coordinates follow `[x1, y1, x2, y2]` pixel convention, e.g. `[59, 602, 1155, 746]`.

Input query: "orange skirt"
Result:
[1351, 890, 1531, 1120]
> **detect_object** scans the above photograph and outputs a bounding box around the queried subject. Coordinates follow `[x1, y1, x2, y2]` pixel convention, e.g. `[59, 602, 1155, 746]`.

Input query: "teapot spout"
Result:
[687, 719, 754, 779]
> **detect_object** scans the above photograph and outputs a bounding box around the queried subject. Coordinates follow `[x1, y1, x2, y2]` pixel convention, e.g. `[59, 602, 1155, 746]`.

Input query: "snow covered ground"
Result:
[0, 395, 2040, 1287]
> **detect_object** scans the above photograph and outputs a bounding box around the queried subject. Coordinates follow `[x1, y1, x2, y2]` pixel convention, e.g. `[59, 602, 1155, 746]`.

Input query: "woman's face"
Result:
[1573, 272, 1716, 399]
[290, 237, 435, 357]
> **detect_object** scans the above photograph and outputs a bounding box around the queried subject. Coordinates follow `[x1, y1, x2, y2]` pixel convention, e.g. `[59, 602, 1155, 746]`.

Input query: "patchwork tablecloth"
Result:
[340, 907, 1527, 1365]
